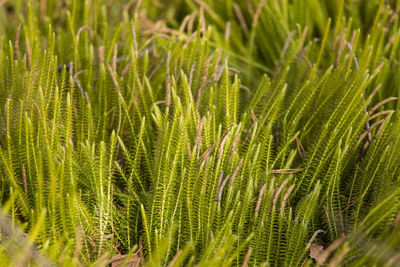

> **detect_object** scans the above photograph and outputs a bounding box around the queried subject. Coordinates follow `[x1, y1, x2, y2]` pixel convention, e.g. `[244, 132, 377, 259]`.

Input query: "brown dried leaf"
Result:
[309, 244, 324, 260]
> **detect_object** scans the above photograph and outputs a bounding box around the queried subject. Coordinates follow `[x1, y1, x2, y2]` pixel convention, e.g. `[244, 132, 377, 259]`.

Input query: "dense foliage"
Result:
[1, 0, 400, 266]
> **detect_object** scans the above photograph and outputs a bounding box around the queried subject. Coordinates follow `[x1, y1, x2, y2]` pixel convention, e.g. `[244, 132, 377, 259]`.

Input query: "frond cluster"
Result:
[1, 0, 400, 266]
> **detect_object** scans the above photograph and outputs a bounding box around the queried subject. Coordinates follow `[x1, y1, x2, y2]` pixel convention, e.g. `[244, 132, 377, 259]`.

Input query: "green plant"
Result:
[1, 0, 400, 266]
